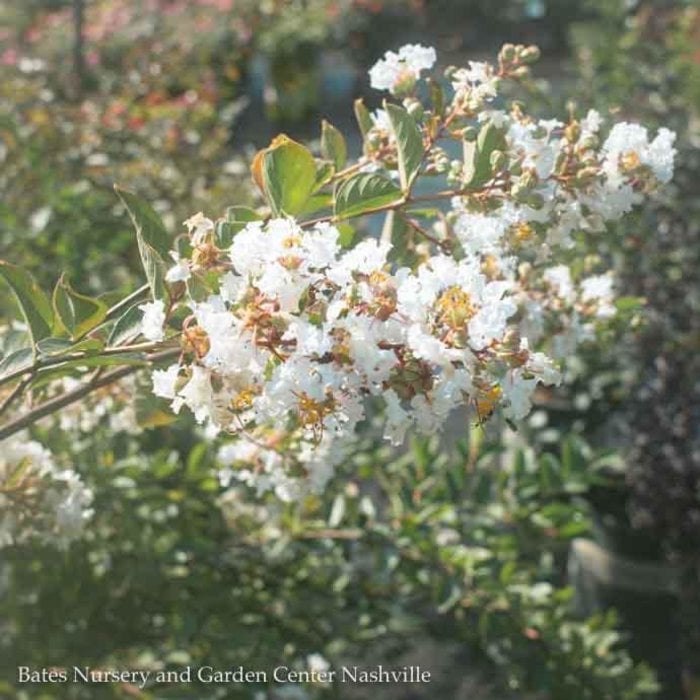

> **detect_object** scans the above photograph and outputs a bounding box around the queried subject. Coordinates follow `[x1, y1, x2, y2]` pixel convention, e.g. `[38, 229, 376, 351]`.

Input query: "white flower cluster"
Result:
[146, 217, 561, 500]
[49, 376, 142, 436]
[0, 436, 93, 549]
[139, 45, 675, 500]
[369, 44, 437, 95]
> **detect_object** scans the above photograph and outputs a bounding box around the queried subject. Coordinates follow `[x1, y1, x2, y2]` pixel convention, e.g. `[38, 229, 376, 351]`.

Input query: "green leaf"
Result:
[0, 347, 33, 378]
[108, 303, 144, 346]
[353, 98, 373, 137]
[261, 135, 317, 216]
[463, 123, 507, 188]
[36, 337, 74, 356]
[385, 103, 423, 190]
[406, 207, 441, 218]
[462, 138, 479, 186]
[321, 120, 347, 170]
[71, 338, 105, 353]
[215, 206, 261, 247]
[299, 192, 333, 217]
[114, 186, 169, 299]
[30, 354, 147, 388]
[135, 393, 178, 429]
[337, 223, 355, 248]
[114, 187, 169, 256]
[52, 274, 108, 339]
[5, 456, 33, 489]
[334, 173, 402, 220]
[0, 260, 53, 345]
[0, 328, 30, 356]
[615, 295, 645, 311]
[328, 494, 346, 528]
[538, 453, 560, 494]
[429, 78, 445, 117]
[312, 162, 335, 191]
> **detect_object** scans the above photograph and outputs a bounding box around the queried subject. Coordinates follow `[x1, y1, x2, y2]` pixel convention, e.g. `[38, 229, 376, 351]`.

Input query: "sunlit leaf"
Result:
[115, 186, 169, 299]
[385, 103, 423, 190]
[254, 135, 317, 216]
[321, 120, 347, 170]
[334, 173, 402, 220]
[52, 273, 108, 339]
[108, 303, 144, 346]
[0, 260, 53, 346]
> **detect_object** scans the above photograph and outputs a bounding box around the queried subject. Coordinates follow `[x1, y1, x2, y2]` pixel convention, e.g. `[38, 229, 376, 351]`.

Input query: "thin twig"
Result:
[0, 348, 179, 441]
[0, 339, 174, 390]
[297, 529, 363, 540]
[0, 375, 31, 415]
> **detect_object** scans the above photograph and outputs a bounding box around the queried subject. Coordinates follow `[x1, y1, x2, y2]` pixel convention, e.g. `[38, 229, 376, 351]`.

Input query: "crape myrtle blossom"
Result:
[139, 299, 166, 341]
[0, 436, 93, 549]
[451, 61, 500, 110]
[145, 216, 564, 500]
[602, 123, 676, 185]
[47, 376, 142, 435]
[369, 44, 436, 95]
[133, 44, 675, 500]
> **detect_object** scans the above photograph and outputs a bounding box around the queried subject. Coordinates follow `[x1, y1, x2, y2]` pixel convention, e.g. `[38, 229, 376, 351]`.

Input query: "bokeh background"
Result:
[1, 1, 699, 698]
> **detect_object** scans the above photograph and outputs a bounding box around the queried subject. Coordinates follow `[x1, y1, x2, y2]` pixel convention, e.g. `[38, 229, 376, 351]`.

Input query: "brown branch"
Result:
[297, 528, 364, 540]
[0, 348, 180, 441]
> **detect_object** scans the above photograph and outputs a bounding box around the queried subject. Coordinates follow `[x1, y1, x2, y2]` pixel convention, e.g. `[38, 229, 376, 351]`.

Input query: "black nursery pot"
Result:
[579, 476, 686, 699]
[586, 476, 665, 561]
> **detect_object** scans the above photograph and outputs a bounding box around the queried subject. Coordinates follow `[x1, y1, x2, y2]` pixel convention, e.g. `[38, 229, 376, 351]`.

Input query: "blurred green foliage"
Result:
[0, 417, 657, 698]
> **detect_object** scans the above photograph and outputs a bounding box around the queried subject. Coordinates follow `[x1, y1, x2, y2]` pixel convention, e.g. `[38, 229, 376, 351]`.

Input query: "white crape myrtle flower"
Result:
[0, 436, 93, 549]
[581, 274, 615, 318]
[152, 363, 181, 399]
[452, 61, 500, 107]
[370, 108, 392, 134]
[307, 653, 331, 676]
[383, 389, 414, 446]
[142, 45, 676, 500]
[507, 120, 561, 179]
[369, 44, 436, 94]
[543, 265, 576, 304]
[49, 376, 141, 436]
[172, 365, 216, 424]
[183, 211, 214, 244]
[602, 122, 677, 184]
[502, 343, 561, 420]
[139, 299, 166, 341]
[165, 251, 191, 283]
[581, 274, 613, 303]
[581, 109, 603, 137]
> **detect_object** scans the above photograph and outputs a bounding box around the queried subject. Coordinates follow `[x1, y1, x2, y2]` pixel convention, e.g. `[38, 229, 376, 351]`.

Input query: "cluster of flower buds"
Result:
[0, 435, 94, 549]
[135, 45, 675, 500]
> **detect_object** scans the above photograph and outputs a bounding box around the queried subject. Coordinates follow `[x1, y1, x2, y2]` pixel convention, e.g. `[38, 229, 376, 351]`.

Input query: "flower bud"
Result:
[403, 97, 424, 120]
[525, 192, 545, 209]
[564, 121, 581, 143]
[520, 45, 541, 64]
[499, 44, 517, 62]
[444, 65, 458, 80]
[490, 149, 507, 172]
[574, 166, 600, 186]
[462, 126, 478, 142]
[520, 169, 539, 190]
[511, 183, 527, 201]
[392, 70, 417, 97]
